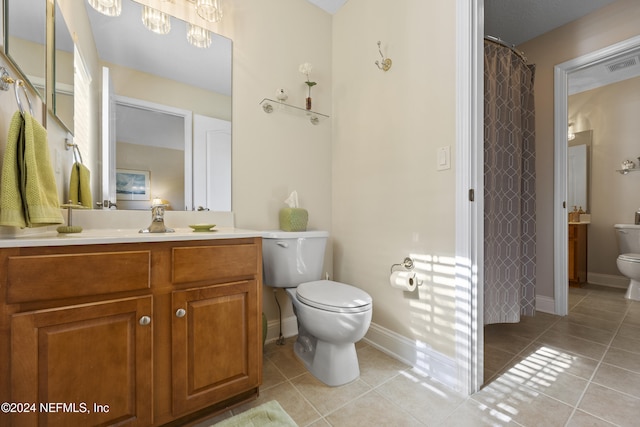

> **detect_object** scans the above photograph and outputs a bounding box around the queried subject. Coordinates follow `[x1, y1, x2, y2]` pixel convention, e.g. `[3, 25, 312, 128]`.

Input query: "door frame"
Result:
[553, 35, 640, 316]
[455, 0, 483, 395]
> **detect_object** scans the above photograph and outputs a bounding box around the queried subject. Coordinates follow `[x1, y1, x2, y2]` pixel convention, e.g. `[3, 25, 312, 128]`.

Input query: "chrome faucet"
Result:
[139, 204, 174, 233]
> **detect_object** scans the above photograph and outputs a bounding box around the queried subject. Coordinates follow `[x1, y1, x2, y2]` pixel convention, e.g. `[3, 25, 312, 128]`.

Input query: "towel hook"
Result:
[375, 41, 392, 72]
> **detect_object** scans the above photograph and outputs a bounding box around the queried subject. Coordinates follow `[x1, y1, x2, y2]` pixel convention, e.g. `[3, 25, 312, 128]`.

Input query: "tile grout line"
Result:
[563, 286, 632, 427]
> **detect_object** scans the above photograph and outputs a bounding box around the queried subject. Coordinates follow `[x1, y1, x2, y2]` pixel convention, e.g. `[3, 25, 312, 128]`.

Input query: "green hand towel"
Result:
[0, 112, 27, 227]
[0, 111, 63, 228]
[69, 162, 92, 208]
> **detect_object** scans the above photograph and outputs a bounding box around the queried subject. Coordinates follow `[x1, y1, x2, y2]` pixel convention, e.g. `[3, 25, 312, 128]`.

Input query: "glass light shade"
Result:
[196, 0, 222, 23]
[142, 6, 171, 35]
[88, 0, 122, 17]
[187, 24, 212, 48]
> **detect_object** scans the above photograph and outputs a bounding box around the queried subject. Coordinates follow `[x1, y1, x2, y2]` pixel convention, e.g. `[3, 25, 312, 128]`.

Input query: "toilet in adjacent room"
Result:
[614, 224, 640, 300]
[262, 230, 373, 386]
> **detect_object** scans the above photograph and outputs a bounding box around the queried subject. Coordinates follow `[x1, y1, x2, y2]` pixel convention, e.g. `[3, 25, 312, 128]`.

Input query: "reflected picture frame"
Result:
[116, 169, 150, 200]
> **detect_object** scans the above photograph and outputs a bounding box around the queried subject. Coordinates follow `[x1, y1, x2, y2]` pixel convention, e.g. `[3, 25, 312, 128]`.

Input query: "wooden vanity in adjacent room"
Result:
[0, 231, 263, 426]
[568, 223, 588, 287]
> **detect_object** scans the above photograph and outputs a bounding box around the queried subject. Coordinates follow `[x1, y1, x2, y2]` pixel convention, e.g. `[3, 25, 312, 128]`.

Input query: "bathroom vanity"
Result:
[0, 228, 263, 426]
[569, 223, 588, 287]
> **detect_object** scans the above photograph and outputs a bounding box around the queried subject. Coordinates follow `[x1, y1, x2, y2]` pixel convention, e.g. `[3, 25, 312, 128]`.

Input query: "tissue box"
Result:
[279, 208, 308, 231]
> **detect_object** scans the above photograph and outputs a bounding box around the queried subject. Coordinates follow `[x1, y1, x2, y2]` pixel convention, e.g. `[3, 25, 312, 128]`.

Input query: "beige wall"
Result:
[333, 0, 457, 357]
[569, 76, 640, 278]
[220, 0, 333, 321]
[519, 0, 640, 299]
[105, 62, 231, 121]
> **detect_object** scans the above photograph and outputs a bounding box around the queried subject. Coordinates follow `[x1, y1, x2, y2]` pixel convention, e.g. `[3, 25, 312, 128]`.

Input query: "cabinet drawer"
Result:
[7, 251, 151, 303]
[172, 244, 258, 284]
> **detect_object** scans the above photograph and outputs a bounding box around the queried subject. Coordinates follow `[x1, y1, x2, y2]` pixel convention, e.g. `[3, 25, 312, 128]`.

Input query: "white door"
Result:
[193, 115, 231, 211]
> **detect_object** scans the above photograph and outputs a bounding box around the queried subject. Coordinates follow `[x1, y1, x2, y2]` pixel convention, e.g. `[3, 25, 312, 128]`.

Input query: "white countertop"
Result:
[0, 227, 263, 248]
[0, 210, 265, 248]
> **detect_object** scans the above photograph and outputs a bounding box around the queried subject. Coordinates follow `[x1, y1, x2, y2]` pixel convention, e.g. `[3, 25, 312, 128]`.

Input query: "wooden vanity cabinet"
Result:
[0, 238, 263, 427]
[569, 223, 588, 287]
[10, 296, 153, 427]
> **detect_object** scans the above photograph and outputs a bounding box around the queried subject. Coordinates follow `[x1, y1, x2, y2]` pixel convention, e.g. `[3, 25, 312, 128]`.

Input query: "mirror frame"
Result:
[3, 0, 47, 103]
[52, 0, 74, 134]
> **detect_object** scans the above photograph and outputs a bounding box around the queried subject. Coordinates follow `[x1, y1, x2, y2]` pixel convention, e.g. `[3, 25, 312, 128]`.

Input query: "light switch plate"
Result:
[437, 146, 451, 171]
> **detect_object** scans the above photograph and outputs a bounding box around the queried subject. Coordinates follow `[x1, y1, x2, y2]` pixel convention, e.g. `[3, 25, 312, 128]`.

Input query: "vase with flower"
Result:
[299, 62, 317, 110]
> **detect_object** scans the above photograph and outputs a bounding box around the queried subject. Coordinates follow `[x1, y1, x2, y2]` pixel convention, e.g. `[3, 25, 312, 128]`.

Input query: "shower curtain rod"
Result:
[484, 35, 528, 63]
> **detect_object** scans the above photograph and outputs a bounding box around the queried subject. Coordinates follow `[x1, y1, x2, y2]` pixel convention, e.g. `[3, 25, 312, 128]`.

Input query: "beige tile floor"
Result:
[201, 285, 640, 426]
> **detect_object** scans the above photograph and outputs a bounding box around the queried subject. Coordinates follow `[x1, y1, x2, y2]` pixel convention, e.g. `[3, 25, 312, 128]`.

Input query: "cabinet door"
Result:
[10, 297, 153, 427]
[172, 280, 261, 415]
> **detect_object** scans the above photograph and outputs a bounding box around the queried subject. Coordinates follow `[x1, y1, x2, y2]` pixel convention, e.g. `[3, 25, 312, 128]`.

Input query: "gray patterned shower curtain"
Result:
[484, 40, 536, 325]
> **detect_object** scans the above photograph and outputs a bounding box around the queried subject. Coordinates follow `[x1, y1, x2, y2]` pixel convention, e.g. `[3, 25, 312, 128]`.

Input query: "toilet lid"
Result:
[296, 280, 372, 313]
[619, 253, 640, 263]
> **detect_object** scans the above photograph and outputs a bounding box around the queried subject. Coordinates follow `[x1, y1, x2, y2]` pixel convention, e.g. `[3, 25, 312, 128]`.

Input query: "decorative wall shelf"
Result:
[259, 98, 329, 125]
[617, 168, 640, 175]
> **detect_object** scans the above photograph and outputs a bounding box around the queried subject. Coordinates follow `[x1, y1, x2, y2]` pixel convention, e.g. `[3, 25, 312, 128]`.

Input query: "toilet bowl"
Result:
[262, 231, 373, 386]
[614, 224, 640, 300]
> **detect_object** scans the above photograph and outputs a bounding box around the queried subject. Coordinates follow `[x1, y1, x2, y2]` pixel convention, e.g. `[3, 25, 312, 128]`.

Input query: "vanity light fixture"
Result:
[88, 0, 122, 17]
[187, 24, 212, 48]
[196, 0, 223, 23]
[142, 6, 171, 35]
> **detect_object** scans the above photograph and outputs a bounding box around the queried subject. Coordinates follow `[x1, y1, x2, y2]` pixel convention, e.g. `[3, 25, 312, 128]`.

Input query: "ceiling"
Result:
[309, 0, 619, 45]
[310, 0, 639, 95]
[483, 0, 619, 46]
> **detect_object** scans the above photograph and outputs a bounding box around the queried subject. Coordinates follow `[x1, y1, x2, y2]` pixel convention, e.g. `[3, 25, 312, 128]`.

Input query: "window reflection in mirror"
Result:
[4, 0, 47, 101]
[54, 1, 74, 133]
[85, 0, 232, 211]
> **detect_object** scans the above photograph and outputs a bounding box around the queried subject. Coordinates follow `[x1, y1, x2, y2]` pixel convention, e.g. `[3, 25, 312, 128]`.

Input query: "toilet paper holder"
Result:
[390, 257, 414, 273]
[390, 257, 423, 287]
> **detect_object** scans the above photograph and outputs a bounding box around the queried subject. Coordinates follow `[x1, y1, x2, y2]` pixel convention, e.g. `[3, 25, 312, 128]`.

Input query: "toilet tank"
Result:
[614, 224, 640, 254]
[262, 230, 328, 288]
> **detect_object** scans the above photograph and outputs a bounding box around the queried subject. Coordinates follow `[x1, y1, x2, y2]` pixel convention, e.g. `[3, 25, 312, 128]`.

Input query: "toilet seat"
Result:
[619, 253, 640, 263]
[296, 280, 372, 314]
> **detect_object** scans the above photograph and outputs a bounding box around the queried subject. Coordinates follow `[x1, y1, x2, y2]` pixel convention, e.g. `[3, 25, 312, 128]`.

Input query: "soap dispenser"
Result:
[635, 208, 640, 225]
[569, 206, 580, 222]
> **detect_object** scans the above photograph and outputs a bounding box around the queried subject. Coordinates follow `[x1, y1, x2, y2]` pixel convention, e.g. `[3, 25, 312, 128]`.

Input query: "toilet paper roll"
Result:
[390, 271, 418, 291]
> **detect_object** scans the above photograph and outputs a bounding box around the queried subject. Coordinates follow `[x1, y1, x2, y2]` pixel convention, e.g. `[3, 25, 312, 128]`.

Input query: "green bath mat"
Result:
[212, 400, 297, 427]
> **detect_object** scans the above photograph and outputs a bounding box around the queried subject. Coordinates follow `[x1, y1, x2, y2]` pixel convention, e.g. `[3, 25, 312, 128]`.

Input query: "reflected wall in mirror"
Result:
[4, 0, 46, 101]
[82, 0, 232, 211]
[568, 130, 592, 213]
[54, 1, 74, 133]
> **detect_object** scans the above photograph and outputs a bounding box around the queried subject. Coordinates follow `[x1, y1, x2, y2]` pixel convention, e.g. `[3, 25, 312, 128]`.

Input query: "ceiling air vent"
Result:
[606, 57, 638, 73]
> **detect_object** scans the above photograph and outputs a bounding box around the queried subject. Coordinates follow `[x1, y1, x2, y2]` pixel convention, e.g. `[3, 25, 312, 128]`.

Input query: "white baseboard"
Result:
[364, 323, 459, 391]
[588, 272, 628, 289]
[536, 295, 556, 314]
[266, 317, 459, 391]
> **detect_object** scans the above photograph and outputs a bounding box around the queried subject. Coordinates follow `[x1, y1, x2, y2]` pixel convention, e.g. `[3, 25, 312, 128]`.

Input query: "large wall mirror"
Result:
[4, 0, 47, 102]
[74, 0, 232, 211]
[567, 130, 592, 213]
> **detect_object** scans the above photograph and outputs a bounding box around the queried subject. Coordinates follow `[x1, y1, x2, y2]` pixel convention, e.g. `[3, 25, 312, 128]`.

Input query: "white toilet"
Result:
[614, 224, 640, 300]
[262, 230, 373, 386]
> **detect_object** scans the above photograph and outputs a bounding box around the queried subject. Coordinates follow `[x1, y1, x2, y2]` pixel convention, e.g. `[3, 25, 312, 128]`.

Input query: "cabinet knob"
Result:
[175, 308, 186, 318]
[139, 316, 151, 326]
